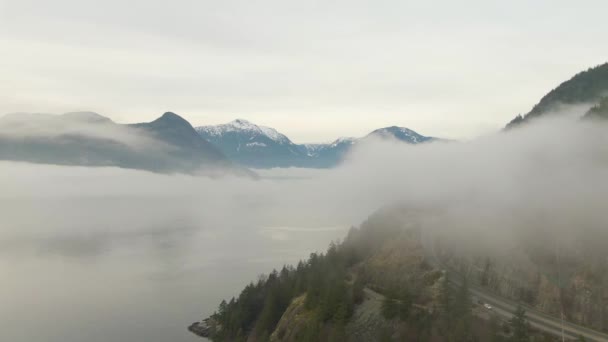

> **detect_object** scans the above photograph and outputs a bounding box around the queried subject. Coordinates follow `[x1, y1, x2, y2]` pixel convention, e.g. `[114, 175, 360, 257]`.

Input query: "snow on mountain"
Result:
[246, 142, 267, 148]
[195, 119, 306, 168]
[196, 119, 435, 168]
[302, 137, 356, 157]
[365, 126, 433, 144]
[329, 137, 357, 147]
[196, 119, 291, 145]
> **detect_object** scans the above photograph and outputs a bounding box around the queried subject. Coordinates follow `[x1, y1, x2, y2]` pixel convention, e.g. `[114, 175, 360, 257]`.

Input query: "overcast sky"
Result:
[1, 0, 607, 142]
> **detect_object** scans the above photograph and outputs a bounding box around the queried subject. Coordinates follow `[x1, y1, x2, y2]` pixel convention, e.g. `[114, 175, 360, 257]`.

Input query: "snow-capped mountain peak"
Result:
[196, 119, 291, 144]
[366, 126, 432, 144]
[258, 125, 285, 143]
[228, 118, 257, 130]
[329, 137, 356, 147]
[196, 120, 434, 168]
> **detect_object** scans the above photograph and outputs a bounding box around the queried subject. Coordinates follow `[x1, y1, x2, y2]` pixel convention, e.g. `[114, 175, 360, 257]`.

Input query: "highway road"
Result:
[469, 284, 608, 341]
[421, 229, 608, 342]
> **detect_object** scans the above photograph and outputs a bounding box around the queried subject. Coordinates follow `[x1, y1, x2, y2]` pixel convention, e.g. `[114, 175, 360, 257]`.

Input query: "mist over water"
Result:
[0, 167, 350, 342]
[0, 208, 348, 341]
[1, 116, 607, 341]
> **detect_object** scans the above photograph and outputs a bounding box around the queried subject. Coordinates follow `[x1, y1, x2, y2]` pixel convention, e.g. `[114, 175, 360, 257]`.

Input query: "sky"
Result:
[1, 0, 607, 142]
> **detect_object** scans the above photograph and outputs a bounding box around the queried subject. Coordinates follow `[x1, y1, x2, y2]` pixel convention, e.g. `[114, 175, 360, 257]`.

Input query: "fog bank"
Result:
[1, 116, 607, 257]
[0, 115, 607, 341]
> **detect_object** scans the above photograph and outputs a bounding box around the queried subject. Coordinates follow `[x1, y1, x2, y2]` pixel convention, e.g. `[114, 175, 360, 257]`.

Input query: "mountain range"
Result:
[197, 61, 608, 170]
[2, 62, 606, 174]
[0, 111, 245, 175]
[196, 120, 435, 168]
[0, 110, 436, 172]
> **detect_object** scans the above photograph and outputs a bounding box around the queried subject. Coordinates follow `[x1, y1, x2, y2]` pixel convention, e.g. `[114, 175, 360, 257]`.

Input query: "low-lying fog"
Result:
[1, 116, 607, 342]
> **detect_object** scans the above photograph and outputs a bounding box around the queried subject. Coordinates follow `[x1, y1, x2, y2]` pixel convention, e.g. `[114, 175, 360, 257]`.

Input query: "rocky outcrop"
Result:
[269, 295, 313, 342]
[344, 288, 391, 342]
[188, 318, 219, 339]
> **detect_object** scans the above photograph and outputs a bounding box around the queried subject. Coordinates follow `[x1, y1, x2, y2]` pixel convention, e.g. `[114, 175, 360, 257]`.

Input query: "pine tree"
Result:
[481, 257, 492, 286]
[438, 273, 452, 317]
[451, 277, 472, 341]
[510, 305, 530, 342]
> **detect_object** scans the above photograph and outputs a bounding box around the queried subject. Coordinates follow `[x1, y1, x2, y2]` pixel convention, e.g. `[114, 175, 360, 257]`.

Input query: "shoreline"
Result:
[188, 318, 214, 339]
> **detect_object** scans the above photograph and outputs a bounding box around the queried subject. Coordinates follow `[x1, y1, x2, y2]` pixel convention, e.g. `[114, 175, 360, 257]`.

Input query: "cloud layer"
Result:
[1, 115, 607, 341]
[0, 115, 606, 259]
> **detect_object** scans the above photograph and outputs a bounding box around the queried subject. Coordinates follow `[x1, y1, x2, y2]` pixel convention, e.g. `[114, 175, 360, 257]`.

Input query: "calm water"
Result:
[0, 164, 367, 342]
[0, 218, 346, 342]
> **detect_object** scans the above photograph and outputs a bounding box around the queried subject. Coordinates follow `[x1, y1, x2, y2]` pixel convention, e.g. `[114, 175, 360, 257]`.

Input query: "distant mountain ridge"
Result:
[364, 126, 433, 144]
[0, 111, 246, 175]
[196, 119, 305, 168]
[0, 111, 435, 171]
[196, 119, 436, 168]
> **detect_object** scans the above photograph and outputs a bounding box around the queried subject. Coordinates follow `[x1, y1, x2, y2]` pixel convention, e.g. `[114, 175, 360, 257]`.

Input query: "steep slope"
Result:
[506, 62, 608, 128]
[0, 111, 239, 175]
[196, 120, 435, 169]
[192, 202, 608, 341]
[190, 209, 442, 341]
[130, 112, 228, 171]
[189, 208, 541, 341]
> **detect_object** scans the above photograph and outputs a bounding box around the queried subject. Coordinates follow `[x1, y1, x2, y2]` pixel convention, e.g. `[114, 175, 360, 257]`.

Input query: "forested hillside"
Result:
[584, 97, 608, 120]
[506, 63, 608, 128]
[190, 209, 552, 341]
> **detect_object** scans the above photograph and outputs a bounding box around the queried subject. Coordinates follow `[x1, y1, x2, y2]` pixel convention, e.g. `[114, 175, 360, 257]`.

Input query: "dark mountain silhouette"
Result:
[0, 111, 243, 175]
[506, 62, 608, 128]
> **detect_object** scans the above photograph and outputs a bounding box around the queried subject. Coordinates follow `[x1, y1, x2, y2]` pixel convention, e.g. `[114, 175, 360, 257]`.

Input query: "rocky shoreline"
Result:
[188, 317, 221, 339]
[188, 318, 217, 339]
